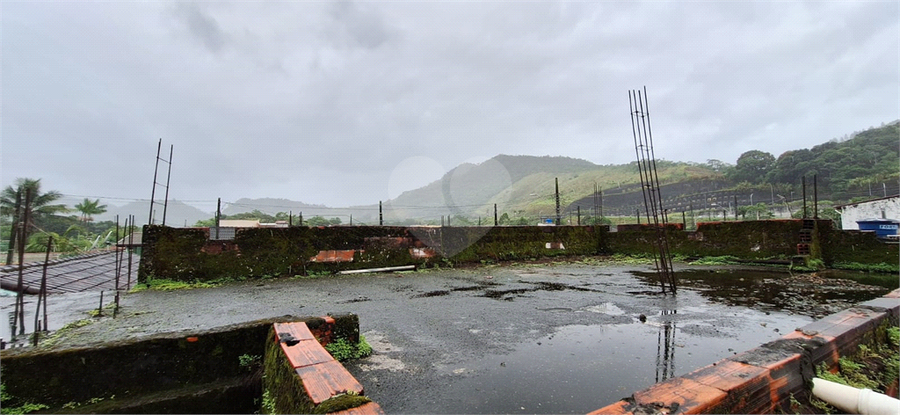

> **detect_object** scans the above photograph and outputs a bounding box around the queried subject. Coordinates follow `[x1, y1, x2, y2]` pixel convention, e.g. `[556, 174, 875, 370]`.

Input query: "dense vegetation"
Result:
[730, 121, 899, 200]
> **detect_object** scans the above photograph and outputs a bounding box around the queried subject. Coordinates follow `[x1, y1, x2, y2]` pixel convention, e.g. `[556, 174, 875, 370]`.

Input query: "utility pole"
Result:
[494, 204, 498, 226]
[379, 202, 383, 226]
[555, 177, 561, 225]
[814, 175, 819, 219]
[802, 176, 808, 219]
[215, 198, 221, 239]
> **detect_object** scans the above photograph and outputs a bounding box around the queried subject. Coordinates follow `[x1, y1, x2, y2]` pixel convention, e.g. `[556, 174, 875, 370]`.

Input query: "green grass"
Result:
[832, 261, 900, 274]
[129, 278, 217, 292]
[688, 255, 742, 265]
[0, 384, 48, 414]
[324, 335, 373, 362]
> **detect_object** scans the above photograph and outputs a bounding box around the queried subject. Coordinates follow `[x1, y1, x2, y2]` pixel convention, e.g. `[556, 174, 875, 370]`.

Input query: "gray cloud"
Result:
[2, 1, 897, 209]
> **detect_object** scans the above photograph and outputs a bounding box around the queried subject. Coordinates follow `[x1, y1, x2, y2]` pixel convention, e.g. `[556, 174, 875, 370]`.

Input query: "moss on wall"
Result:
[609, 220, 805, 260]
[139, 220, 894, 282]
[139, 225, 607, 282]
[0, 317, 310, 410]
[818, 224, 900, 267]
[262, 329, 314, 414]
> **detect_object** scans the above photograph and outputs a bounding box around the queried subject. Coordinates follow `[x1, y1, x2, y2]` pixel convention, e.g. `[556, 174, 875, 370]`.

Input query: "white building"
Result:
[835, 195, 900, 230]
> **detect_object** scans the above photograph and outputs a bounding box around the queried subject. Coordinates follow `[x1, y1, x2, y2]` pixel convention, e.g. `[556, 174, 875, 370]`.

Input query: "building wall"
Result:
[838, 196, 900, 230]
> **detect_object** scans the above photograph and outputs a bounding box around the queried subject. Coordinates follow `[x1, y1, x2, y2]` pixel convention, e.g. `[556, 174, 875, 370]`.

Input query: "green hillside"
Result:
[225, 121, 899, 225]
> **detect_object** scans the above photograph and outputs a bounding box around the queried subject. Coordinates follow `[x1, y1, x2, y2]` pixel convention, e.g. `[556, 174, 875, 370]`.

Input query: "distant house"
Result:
[834, 195, 900, 230]
[218, 219, 263, 228]
[217, 219, 289, 228]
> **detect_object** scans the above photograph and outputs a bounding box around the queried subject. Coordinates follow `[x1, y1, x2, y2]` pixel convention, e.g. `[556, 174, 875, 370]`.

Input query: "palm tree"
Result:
[74, 198, 107, 223]
[1, 178, 67, 263]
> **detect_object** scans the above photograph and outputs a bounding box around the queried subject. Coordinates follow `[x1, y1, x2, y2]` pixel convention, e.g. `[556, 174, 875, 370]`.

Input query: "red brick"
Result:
[682, 360, 773, 414]
[296, 360, 364, 404]
[632, 377, 728, 414]
[310, 250, 357, 263]
[280, 339, 334, 369]
[274, 322, 317, 343]
[588, 400, 631, 414]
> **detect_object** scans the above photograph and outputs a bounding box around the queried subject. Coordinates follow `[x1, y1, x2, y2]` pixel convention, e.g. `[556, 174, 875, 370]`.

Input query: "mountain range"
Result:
[54, 122, 899, 227]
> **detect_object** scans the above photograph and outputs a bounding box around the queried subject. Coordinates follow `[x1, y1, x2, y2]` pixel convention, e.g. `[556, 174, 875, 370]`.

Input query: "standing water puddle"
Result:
[379, 267, 888, 414]
[417, 304, 810, 413]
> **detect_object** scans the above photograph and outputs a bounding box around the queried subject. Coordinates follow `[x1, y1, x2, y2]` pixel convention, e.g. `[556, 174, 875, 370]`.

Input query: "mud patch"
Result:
[450, 286, 483, 292]
[482, 288, 530, 300]
[413, 290, 451, 298]
[338, 296, 371, 304]
[390, 284, 414, 293]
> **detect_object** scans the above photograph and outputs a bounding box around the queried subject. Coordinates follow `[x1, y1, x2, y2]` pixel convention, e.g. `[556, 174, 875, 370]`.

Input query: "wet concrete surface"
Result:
[2, 261, 890, 413]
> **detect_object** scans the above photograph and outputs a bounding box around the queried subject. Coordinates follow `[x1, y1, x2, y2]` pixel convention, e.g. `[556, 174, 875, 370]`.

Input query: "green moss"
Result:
[790, 258, 825, 273]
[262, 329, 314, 414]
[39, 319, 94, 347]
[689, 255, 741, 265]
[312, 392, 371, 414]
[129, 278, 217, 292]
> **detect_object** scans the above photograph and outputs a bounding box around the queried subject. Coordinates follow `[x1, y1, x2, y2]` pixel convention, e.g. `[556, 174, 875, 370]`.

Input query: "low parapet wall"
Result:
[138, 225, 606, 282]
[0, 314, 363, 414]
[264, 320, 383, 414]
[138, 220, 899, 283]
[591, 289, 900, 414]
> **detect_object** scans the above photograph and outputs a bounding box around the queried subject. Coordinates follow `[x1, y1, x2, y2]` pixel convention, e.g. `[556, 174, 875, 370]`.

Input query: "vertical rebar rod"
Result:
[162, 144, 173, 226]
[35, 236, 51, 336]
[149, 139, 161, 224]
[114, 216, 121, 314]
[5, 190, 21, 265]
[16, 188, 32, 335]
[628, 88, 676, 294]
[127, 214, 134, 291]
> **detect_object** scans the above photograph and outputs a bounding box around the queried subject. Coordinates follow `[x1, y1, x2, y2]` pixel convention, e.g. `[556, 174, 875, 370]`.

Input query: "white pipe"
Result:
[812, 377, 900, 415]
[338, 265, 416, 275]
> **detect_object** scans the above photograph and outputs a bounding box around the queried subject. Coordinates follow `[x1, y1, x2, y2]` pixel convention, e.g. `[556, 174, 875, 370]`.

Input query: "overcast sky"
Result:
[3, 1, 898, 210]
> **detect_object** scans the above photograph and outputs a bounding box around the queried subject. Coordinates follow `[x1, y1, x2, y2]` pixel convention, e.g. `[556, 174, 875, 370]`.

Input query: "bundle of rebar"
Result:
[628, 87, 677, 294]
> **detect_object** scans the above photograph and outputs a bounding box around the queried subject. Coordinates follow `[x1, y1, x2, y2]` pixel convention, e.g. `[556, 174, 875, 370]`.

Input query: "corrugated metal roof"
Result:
[0, 251, 138, 294]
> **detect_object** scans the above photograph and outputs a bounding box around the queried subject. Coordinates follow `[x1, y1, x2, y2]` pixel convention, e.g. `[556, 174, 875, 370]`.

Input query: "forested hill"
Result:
[734, 121, 899, 200]
[220, 122, 898, 224]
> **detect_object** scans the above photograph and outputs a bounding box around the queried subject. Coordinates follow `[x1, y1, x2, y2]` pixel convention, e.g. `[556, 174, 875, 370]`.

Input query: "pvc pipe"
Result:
[812, 377, 900, 415]
[338, 265, 416, 275]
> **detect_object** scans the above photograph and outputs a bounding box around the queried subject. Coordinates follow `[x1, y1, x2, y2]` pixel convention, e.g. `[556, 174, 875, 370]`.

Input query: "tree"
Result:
[73, 198, 107, 223]
[729, 151, 775, 184]
[1, 178, 66, 262]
